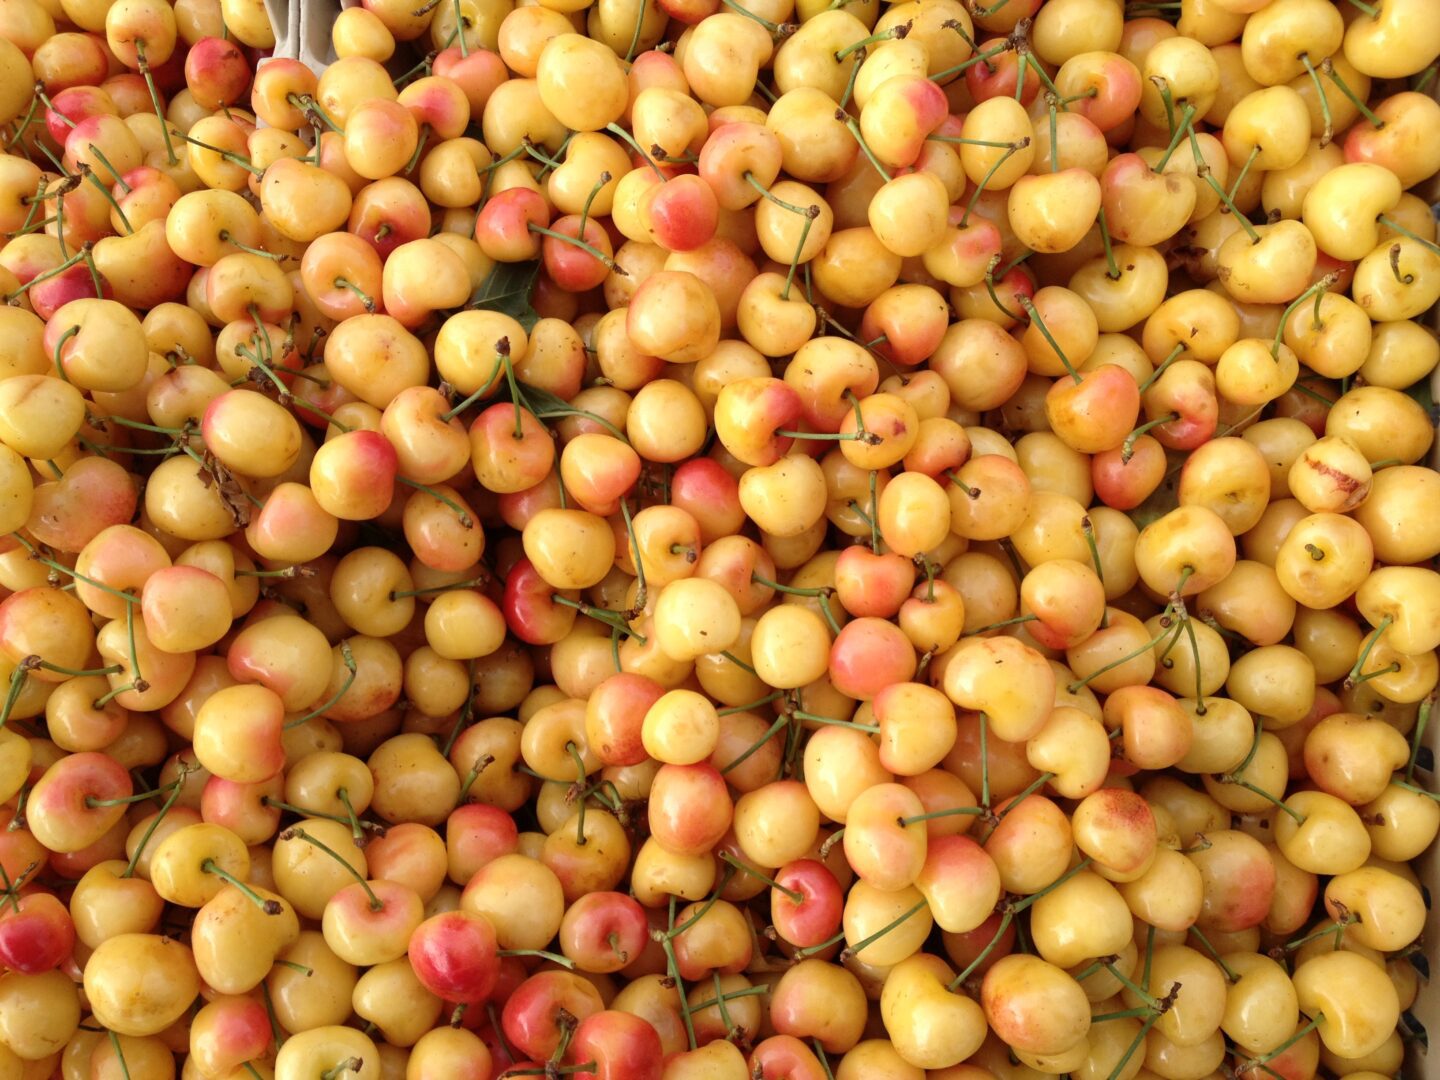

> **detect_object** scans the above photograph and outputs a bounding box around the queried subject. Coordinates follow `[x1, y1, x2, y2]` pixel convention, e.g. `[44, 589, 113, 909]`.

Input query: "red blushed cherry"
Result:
[190, 995, 272, 1079]
[431, 47, 509, 116]
[0, 892, 76, 974]
[643, 174, 720, 253]
[859, 285, 951, 368]
[570, 1010, 664, 1080]
[669, 458, 746, 546]
[657, 0, 718, 24]
[833, 545, 917, 619]
[925, 211, 1004, 288]
[944, 910, 1016, 978]
[408, 910, 501, 1005]
[1144, 361, 1218, 452]
[348, 177, 432, 259]
[26, 752, 133, 856]
[713, 376, 805, 468]
[30, 262, 109, 320]
[648, 763, 733, 857]
[502, 557, 580, 645]
[559, 891, 651, 974]
[750, 1036, 829, 1080]
[445, 803, 519, 884]
[475, 188, 549, 263]
[1091, 434, 1166, 511]
[541, 215, 615, 293]
[184, 36, 251, 110]
[771, 859, 843, 949]
[586, 673, 665, 768]
[44, 85, 115, 145]
[1045, 365, 1141, 455]
[1055, 51, 1143, 134]
[966, 42, 1040, 105]
[829, 617, 918, 701]
[503, 971, 606, 1062]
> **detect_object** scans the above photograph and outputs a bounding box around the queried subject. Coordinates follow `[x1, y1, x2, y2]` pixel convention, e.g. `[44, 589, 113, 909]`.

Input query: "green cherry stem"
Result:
[837, 111, 892, 182]
[947, 910, 1012, 990]
[835, 22, 909, 64]
[1320, 57, 1383, 128]
[960, 139, 1029, 227]
[279, 827, 382, 910]
[1018, 294, 1080, 384]
[718, 851, 803, 902]
[282, 641, 356, 729]
[1272, 274, 1340, 360]
[1344, 616, 1393, 688]
[203, 858, 284, 914]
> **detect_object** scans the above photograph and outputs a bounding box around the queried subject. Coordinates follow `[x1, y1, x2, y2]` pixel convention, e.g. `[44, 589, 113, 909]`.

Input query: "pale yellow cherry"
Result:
[1293, 951, 1399, 1062]
[652, 577, 742, 663]
[641, 689, 720, 766]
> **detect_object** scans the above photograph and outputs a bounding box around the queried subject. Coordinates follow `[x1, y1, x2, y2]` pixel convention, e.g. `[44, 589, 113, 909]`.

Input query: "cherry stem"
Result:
[662, 896, 698, 1051]
[1344, 616, 1393, 688]
[1133, 343, 1185, 396]
[717, 649, 754, 674]
[791, 709, 878, 734]
[837, 112, 892, 182]
[665, 866, 736, 941]
[929, 40, 1011, 84]
[320, 1059, 363, 1080]
[1121, 412, 1177, 464]
[1069, 615, 1181, 694]
[551, 595, 644, 644]
[1187, 925, 1239, 982]
[1405, 693, 1434, 782]
[0, 668, 23, 732]
[821, 898, 928, 962]
[216, 230, 284, 260]
[395, 477, 474, 528]
[497, 948, 576, 969]
[1152, 105, 1196, 173]
[85, 775, 181, 808]
[687, 981, 768, 1016]
[1320, 58, 1383, 129]
[947, 909, 1013, 990]
[280, 827, 381, 909]
[898, 805, 986, 826]
[981, 260, 1030, 328]
[960, 139, 1029, 227]
[442, 340, 510, 421]
[839, 48, 866, 109]
[283, 641, 356, 729]
[1378, 216, 1440, 257]
[332, 277, 375, 313]
[604, 123, 665, 181]
[718, 0, 795, 36]
[1413, 63, 1438, 95]
[1246, 1014, 1326, 1070]
[719, 712, 788, 775]
[714, 694, 783, 720]
[108, 1029, 132, 1080]
[203, 859, 284, 914]
[1016, 295, 1079, 384]
[133, 41, 177, 166]
[718, 851, 803, 901]
[528, 223, 623, 273]
[995, 771, 1056, 820]
[970, 612, 1038, 634]
[176, 132, 264, 176]
[1273, 274, 1340, 360]
[1292, 54, 1334, 148]
[577, 171, 611, 237]
[834, 22, 908, 63]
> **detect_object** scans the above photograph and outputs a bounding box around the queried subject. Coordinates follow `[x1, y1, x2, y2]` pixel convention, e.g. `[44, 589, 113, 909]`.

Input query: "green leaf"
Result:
[468, 260, 541, 331]
[517, 383, 630, 443]
[1405, 373, 1436, 424]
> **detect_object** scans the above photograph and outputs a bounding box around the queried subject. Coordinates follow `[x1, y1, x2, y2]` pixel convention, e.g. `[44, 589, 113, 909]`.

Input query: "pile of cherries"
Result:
[0, 0, 1437, 1075]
